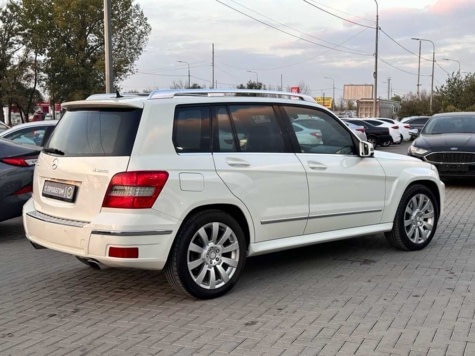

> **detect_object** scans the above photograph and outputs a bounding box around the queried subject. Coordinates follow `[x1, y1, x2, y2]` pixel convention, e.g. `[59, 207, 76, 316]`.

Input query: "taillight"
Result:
[1, 157, 37, 167]
[102, 171, 169, 209]
[403, 124, 410, 129]
[391, 125, 399, 129]
[356, 128, 365, 133]
[310, 132, 322, 139]
[14, 185, 33, 195]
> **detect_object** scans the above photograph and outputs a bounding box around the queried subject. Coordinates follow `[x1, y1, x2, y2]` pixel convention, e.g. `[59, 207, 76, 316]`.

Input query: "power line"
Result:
[216, 0, 371, 56]
[225, 0, 367, 53]
[303, 0, 375, 29]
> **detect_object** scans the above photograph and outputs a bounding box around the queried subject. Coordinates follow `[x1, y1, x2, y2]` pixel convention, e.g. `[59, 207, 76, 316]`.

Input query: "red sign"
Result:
[290, 86, 300, 93]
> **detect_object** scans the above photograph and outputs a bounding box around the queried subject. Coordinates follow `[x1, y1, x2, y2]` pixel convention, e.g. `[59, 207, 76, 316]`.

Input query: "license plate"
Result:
[42, 180, 77, 202]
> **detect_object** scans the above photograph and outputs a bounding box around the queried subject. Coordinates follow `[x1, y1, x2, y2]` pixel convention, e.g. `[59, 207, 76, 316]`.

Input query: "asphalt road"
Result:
[1, 140, 475, 356]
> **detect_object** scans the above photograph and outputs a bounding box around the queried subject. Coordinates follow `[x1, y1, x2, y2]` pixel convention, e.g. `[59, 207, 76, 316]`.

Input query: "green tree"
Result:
[237, 80, 264, 90]
[0, 1, 22, 123]
[397, 91, 431, 118]
[434, 73, 475, 112]
[18, 0, 151, 101]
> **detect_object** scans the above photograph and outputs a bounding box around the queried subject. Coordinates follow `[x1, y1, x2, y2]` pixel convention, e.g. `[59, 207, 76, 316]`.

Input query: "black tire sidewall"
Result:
[173, 210, 246, 299]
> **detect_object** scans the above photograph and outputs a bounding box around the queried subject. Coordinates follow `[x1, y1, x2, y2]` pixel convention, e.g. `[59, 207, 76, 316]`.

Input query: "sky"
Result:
[1, 0, 466, 102]
[119, 0, 475, 101]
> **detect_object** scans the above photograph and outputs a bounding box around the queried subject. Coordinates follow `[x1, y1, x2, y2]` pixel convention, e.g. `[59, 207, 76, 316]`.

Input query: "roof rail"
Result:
[148, 89, 316, 102]
[85, 92, 149, 101]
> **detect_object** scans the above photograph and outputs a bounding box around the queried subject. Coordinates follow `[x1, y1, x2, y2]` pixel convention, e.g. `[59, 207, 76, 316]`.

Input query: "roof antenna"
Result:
[115, 90, 122, 98]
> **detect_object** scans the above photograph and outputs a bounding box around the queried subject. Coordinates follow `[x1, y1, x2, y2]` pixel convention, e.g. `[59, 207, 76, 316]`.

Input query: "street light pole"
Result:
[324, 76, 335, 111]
[412, 37, 435, 112]
[373, 0, 379, 117]
[442, 58, 461, 76]
[247, 70, 259, 84]
[177, 60, 190, 88]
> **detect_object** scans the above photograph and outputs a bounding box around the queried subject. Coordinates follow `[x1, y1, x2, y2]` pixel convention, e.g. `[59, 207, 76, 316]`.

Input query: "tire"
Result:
[164, 210, 246, 299]
[381, 140, 391, 147]
[367, 136, 377, 147]
[385, 184, 438, 251]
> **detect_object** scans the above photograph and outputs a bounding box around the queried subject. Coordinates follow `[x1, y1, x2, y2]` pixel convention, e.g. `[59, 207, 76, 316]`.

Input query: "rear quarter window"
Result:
[46, 108, 142, 156]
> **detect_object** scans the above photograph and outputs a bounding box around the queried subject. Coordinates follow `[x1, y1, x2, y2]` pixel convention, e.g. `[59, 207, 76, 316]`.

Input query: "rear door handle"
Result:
[308, 161, 328, 170]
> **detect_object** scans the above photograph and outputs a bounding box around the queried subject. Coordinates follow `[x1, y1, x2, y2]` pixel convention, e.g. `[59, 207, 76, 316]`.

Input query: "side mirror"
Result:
[359, 141, 374, 157]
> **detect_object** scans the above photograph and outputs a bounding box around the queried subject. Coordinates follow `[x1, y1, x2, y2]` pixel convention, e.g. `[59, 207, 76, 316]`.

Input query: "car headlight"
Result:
[409, 145, 429, 156]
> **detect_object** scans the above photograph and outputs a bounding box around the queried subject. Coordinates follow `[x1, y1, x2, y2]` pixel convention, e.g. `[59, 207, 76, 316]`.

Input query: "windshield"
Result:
[421, 115, 475, 135]
[45, 108, 142, 156]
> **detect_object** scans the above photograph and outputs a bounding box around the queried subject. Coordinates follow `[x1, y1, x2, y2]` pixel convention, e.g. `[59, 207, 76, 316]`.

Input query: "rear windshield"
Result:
[45, 108, 142, 156]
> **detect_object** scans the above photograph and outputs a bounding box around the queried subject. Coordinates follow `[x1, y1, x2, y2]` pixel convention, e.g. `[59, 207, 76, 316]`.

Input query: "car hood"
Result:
[373, 150, 420, 162]
[414, 133, 475, 152]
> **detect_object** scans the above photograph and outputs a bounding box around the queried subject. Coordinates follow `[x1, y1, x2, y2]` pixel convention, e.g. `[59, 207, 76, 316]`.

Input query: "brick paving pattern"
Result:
[1, 158, 474, 355]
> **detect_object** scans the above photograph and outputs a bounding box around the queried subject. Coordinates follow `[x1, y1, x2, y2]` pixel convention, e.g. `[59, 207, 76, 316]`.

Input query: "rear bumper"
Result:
[22, 199, 177, 270]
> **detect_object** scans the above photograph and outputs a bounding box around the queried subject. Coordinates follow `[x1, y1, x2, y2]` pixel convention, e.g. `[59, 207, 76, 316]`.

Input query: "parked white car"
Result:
[378, 118, 411, 141]
[23, 89, 445, 299]
[362, 118, 402, 145]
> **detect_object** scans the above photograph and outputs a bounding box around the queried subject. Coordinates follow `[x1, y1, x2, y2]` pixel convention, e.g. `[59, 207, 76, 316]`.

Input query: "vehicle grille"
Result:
[425, 152, 475, 164]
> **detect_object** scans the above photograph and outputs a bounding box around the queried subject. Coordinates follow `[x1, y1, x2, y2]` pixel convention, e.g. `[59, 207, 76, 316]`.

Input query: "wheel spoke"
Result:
[406, 224, 416, 239]
[216, 227, 233, 246]
[216, 265, 230, 284]
[194, 264, 208, 285]
[221, 256, 238, 268]
[188, 257, 205, 270]
[197, 227, 210, 245]
[208, 268, 216, 289]
[221, 241, 239, 254]
[189, 242, 204, 254]
[211, 222, 220, 244]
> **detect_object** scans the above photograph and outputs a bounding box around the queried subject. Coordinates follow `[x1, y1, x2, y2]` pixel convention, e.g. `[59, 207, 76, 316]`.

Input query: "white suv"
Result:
[23, 89, 445, 299]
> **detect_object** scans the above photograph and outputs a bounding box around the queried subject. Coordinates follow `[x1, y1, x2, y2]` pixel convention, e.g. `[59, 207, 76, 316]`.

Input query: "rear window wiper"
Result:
[43, 147, 65, 155]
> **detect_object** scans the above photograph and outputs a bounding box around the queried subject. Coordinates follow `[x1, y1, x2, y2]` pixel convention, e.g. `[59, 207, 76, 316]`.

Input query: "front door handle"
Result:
[226, 158, 251, 167]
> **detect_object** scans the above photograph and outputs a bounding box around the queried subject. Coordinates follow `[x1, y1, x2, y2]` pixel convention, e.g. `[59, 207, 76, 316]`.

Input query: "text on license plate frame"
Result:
[42, 180, 78, 202]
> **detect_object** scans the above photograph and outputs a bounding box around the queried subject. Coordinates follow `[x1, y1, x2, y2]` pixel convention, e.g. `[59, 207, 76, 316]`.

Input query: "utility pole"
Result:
[416, 40, 421, 98]
[387, 77, 391, 99]
[373, 0, 379, 117]
[211, 43, 215, 89]
[104, 0, 113, 93]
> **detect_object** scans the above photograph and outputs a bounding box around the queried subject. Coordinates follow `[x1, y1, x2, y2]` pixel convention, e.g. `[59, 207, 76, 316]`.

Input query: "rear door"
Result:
[212, 104, 309, 242]
[33, 107, 142, 222]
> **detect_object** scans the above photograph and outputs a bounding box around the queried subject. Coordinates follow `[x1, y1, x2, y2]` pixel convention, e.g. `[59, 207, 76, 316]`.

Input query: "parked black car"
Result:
[343, 119, 392, 147]
[0, 139, 40, 222]
[408, 112, 475, 178]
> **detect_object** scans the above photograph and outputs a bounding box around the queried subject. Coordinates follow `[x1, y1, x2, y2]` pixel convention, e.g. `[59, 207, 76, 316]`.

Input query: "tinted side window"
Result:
[229, 104, 285, 153]
[284, 106, 355, 154]
[46, 109, 141, 156]
[173, 106, 210, 153]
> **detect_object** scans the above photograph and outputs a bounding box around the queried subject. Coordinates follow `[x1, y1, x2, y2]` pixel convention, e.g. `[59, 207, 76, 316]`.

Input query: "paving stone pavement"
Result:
[1, 156, 475, 355]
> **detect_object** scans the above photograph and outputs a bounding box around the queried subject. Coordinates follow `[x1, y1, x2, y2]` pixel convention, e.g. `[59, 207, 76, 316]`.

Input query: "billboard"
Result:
[314, 97, 332, 108]
[343, 84, 373, 100]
